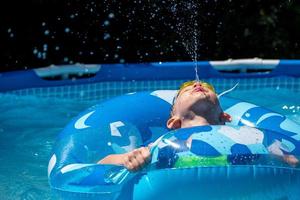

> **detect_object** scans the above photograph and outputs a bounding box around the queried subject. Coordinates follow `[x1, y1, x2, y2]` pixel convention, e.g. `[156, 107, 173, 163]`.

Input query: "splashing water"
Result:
[169, 0, 201, 81]
[193, 24, 200, 82]
[192, 12, 200, 82]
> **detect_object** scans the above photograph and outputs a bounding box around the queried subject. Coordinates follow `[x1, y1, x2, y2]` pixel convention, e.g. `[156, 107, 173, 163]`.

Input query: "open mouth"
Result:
[193, 86, 206, 93]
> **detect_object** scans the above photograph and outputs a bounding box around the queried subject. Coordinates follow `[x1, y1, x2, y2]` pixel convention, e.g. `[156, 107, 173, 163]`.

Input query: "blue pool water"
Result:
[0, 86, 300, 200]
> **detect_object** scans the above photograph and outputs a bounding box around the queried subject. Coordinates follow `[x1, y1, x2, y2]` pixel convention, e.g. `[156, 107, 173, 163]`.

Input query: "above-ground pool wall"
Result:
[1, 59, 300, 101]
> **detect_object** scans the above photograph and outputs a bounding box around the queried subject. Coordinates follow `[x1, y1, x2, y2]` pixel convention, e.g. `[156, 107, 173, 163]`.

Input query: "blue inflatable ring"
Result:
[48, 90, 300, 200]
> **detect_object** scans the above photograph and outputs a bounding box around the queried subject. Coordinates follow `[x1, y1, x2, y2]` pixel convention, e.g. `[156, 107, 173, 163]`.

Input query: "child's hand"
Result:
[122, 147, 151, 171]
[283, 155, 299, 167]
[268, 140, 299, 167]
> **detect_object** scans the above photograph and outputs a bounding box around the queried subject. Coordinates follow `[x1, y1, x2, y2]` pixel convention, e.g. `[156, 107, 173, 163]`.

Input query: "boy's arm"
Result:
[98, 154, 124, 165]
[98, 147, 151, 171]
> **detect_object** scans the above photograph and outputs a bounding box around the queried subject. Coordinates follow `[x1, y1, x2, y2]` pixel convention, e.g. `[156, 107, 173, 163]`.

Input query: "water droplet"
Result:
[64, 57, 69, 62]
[104, 20, 110, 26]
[44, 30, 50, 35]
[33, 48, 38, 54]
[43, 44, 48, 51]
[42, 22, 46, 26]
[65, 27, 70, 33]
[37, 52, 42, 59]
[103, 33, 111, 40]
[282, 105, 288, 109]
[7, 28, 11, 33]
[55, 46, 60, 51]
[171, 5, 177, 12]
[108, 13, 115, 18]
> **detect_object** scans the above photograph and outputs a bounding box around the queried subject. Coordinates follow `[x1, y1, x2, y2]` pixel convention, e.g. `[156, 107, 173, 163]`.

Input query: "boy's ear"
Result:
[219, 112, 232, 123]
[167, 116, 182, 129]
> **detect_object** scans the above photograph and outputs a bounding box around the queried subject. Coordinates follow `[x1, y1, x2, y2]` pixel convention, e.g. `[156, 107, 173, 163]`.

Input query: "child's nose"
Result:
[193, 82, 202, 87]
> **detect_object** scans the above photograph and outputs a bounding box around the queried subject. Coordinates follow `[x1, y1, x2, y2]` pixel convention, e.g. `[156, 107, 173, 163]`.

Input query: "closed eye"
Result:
[177, 86, 193, 97]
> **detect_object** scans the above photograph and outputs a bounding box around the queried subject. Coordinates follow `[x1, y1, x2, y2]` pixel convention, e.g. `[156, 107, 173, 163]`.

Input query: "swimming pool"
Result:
[1, 60, 300, 199]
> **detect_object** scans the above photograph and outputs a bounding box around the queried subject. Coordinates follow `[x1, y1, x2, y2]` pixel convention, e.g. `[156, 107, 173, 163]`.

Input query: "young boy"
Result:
[98, 81, 232, 170]
[99, 81, 298, 170]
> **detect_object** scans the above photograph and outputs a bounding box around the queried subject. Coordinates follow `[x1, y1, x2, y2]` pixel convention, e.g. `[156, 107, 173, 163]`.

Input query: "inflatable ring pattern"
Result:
[150, 125, 300, 169]
[48, 90, 300, 200]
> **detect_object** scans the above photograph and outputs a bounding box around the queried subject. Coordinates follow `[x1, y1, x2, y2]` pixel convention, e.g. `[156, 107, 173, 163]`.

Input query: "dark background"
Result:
[0, 0, 299, 72]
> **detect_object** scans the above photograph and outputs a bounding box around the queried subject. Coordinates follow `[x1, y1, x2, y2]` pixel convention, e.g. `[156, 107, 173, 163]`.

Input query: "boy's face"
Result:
[172, 81, 220, 117]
